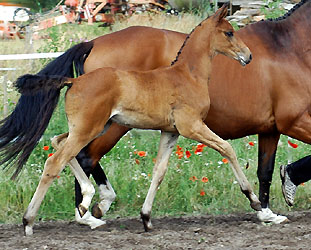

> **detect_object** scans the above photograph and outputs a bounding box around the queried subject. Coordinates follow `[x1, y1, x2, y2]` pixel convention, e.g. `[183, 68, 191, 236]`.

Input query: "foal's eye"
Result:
[225, 31, 233, 37]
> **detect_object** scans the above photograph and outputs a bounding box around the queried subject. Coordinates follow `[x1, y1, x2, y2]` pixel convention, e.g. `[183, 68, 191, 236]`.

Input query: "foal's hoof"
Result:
[250, 201, 262, 211]
[91, 203, 103, 219]
[140, 211, 153, 232]
[78, 204, 88, 218]
[23, 218, 33, 236]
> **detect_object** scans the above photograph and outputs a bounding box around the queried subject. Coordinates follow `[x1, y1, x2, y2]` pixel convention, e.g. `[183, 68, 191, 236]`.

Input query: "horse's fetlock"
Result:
[81, 183, 95, 197]
[98, 185, 116, 201]
[140, 211, 152, 232]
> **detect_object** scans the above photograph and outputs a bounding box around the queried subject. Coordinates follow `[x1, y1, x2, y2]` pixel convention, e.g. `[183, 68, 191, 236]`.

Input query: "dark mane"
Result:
[268, 0, 309, 22]
[170, 29, 194, 66]
[171, 22, 203, 66]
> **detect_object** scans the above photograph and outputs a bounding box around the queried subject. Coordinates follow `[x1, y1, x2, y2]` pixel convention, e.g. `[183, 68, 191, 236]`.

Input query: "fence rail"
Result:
[0, 52, 64, 61]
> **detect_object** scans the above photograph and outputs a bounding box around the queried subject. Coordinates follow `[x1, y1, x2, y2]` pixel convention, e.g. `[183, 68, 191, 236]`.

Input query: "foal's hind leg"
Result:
[174, 113, 261, 211]
[141, 131, 179, 231]
[23, 133, 101, 236]
[51, 134, 106, 229]
[52, 124, 129, 222]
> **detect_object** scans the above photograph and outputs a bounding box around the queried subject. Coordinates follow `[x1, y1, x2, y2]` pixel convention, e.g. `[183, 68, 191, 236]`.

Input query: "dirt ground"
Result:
[1, 211, 311, 249]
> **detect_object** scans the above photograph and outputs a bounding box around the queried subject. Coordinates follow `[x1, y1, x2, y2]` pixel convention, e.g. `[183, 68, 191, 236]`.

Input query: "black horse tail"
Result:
[38, 41, 94, 77]
[0, 74, 71, 180]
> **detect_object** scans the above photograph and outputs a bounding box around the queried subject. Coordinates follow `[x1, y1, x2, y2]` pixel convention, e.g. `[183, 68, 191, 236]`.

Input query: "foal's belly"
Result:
[111, 111, 176, 132]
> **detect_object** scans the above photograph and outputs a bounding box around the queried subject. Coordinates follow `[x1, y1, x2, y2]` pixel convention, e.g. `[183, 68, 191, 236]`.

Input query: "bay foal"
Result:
[0, 5, 259, 235]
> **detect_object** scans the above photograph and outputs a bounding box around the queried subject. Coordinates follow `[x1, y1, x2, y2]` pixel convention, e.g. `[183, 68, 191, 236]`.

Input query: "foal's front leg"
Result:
[174, 113, 262, 211]
[141, 131, 179, 231]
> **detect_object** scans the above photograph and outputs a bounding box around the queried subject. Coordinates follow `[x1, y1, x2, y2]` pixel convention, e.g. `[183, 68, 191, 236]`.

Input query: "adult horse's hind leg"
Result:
[141, 131, 179, 231]
[91, 163, 116, 219]
[80, 123, 130, 218]
[173, 112, 261, 211]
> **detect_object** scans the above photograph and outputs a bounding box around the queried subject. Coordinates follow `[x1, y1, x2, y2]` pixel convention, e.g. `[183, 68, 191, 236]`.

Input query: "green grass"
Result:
[1, 4, 311, 225]
[1, 128, 311, 224]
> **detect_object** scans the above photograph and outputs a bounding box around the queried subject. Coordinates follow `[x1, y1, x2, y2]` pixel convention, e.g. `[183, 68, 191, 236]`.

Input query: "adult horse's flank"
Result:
[0, 5, 259, 235]
[51, 0, 311, 226]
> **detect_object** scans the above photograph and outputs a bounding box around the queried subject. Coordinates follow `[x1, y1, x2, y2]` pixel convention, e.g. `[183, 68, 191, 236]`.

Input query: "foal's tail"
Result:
[0, 74, 70, 180]
[0, 41, 93, 180]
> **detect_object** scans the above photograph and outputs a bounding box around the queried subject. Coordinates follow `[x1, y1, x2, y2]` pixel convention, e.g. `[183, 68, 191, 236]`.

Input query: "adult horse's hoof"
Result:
[75, 208, 106, 229]
[257, 208, 289, 224]
[140, 211, 153, 232]
[91, 202, 103, 219]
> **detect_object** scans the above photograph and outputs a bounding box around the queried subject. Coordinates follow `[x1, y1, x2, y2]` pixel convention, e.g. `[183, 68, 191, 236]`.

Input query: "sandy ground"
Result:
[1, 211, 311, 249]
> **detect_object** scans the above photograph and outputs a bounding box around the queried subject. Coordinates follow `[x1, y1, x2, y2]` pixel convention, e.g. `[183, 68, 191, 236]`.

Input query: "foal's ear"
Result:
[213, 3, 229, 22]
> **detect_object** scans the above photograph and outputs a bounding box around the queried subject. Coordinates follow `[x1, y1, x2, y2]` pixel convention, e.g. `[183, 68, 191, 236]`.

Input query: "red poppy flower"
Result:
[195, 144, 207, 154]
[176, 146, 184, 159]
[189, 176, 198, 181]
[222, 158, 229, 164]
[48, 153, 54, 157]
[135, 159, 140, 165]
[288, 140, 298, 148]
[137, 151, 147, 157]
[186, 150, 191, 158]
[43, 146, 49, 151]
[57, 175, 60, 179]
[200, 190, 206, 196]
[248, 142, 255, 146]
[201, 177, 209, 183]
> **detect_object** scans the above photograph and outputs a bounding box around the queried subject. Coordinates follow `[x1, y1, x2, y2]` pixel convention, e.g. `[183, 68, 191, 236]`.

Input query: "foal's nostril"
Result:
[249, 53, 252, 62]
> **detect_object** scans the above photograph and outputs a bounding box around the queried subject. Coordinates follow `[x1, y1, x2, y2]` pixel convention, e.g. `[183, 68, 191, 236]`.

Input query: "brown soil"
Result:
[1, 211, 311, 249]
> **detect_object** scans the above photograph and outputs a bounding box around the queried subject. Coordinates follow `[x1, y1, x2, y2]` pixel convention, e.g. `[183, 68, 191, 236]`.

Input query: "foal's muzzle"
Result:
[238, 52, 252, 66]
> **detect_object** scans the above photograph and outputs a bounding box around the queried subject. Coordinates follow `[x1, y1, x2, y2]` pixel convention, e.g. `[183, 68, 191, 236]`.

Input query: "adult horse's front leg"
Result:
[174, 112, 262, 211]
[141, 131, 179, 231]
[256, 133, 288, 224]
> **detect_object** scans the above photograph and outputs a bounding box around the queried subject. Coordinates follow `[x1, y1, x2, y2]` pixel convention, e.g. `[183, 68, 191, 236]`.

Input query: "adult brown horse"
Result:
[0, 5, 259, 235]
[56, 0, 310, 227]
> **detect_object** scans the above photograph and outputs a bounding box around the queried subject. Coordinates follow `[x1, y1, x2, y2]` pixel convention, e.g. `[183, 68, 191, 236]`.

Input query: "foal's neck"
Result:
[173, 19, 215, 82]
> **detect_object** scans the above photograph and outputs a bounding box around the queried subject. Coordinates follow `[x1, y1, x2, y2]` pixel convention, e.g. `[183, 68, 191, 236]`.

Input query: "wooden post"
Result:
[230, 0, 232, 16]
[214, 0, 218, 12]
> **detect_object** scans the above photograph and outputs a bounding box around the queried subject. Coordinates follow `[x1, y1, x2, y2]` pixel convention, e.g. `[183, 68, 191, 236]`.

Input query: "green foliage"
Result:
[261, 0, 286, 19]
[170, 0, 213, 17]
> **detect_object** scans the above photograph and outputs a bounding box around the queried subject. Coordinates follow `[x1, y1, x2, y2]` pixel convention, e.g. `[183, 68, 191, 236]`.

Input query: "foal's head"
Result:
[210, 4, 252, 66]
